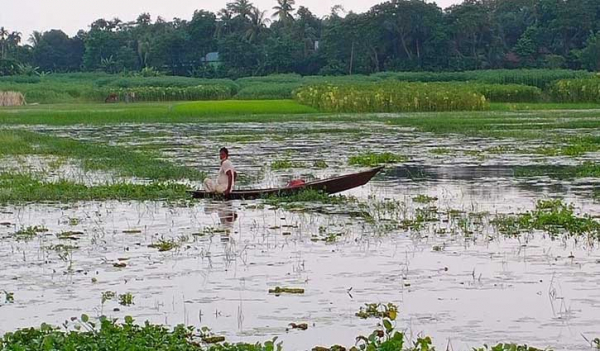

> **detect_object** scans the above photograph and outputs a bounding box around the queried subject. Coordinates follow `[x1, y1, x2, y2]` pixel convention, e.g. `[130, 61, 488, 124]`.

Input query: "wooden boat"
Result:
[191, 166, 384, 200]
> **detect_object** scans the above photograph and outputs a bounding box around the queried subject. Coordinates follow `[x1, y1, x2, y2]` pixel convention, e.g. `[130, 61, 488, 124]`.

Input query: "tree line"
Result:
[1, 0, 600, 78]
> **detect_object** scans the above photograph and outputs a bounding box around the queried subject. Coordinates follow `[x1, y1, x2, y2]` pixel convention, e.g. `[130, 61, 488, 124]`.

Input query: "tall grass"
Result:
[111, 85, 232, 102]
[374, 69, 592, 88]
[235, 82, 302, 100]
[549, 78, 600, 103]
[469, 84, 542, 102]
[294, 83, 490, 112]
[0, 74, 238, 104]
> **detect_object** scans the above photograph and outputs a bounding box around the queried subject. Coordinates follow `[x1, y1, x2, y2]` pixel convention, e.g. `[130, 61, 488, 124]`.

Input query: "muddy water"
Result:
[1, 122, 599, 350]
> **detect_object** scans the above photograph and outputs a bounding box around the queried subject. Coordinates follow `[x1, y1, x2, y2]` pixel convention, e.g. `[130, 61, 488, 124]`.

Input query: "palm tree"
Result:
[0, 27, 9, 59]
[246, 7, 270, 43]
[29, 31, 43, 47]
[272, 0, 296, 23]
[215, 8, 234, 39]
[8, 32, 22, 46]
[227, 0, 254, 19]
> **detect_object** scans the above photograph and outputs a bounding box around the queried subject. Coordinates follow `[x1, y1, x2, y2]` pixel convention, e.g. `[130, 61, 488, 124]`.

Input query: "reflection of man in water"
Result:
[204, 202, 238, 232]
[218, 204, 238, 227]
[203, 147, 236, 195]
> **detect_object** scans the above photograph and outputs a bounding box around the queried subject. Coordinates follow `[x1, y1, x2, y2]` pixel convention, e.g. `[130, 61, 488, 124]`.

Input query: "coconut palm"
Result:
[227, 0, 254, 19]
[246, 7, 270, 43]
[215, 8, 234, 39]
[8, 32, 21, 46]
[29, 31, 43, 47]
[272, 0, 296, 23]
[0, 27, 9, 59]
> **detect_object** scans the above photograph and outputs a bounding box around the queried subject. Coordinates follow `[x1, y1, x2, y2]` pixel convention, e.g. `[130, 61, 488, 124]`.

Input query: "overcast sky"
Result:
[2, 0, 462, 41]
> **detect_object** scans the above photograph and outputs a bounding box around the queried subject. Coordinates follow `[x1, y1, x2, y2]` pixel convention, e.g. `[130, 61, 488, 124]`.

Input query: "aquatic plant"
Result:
[430, 148, 452, 155]
[270, 159, 304, 170]
[412, 195, 438, 204]
[118, 293, 135, 306]
[268, 287, 305, 295]
[313, 160, 329, 169]
[0, 315, 554, 351]
[101, 291, 116, 304]
[148, 239, 180, 252]
[355, 303, 399, 320]
[14, 225, 47, 238]
[264, 190, 353, 206]
[1, 291, 14, 304]
[491, 200, 600, 238]
[473, 345, 547, 351]
[349, 152, 406, 167]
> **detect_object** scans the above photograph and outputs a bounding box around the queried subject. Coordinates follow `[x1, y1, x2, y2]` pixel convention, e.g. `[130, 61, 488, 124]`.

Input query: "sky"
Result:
[2, 0, 462, 42]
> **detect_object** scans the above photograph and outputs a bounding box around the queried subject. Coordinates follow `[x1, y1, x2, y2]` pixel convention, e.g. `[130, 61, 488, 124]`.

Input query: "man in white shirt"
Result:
[203, 147, 236, 195]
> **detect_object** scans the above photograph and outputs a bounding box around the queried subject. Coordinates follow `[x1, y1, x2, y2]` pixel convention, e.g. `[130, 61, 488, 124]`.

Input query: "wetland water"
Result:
[1, 121, 599, 350]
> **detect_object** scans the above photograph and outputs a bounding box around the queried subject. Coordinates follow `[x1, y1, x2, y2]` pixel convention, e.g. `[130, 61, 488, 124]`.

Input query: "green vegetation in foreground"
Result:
[0, 174, 191, 203]
[349, 152, 407, 167]
[514, 162, 600, 179]
[0, 130, 204, 181]
[491, 199, 600, 238]
[0, 314, 550, 351]
[174, 100, 317, 115]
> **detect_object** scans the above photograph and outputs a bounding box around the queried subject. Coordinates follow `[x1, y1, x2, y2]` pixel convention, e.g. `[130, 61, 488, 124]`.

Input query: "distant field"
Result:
[0, 69, 596, 105]
[0, 100, 319, 125]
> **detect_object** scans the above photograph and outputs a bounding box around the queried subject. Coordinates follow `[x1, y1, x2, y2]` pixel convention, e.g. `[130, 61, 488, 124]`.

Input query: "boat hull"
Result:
[191, 166, 383, 200]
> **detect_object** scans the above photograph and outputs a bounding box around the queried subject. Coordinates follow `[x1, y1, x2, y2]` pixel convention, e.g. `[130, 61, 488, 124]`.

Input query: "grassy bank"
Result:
[1, 100, 600, 127]
[0, 100, 318, 125]
[0, 130, 205, 202]
[0, 130, 204, 181]
[0, 174, 191, 202]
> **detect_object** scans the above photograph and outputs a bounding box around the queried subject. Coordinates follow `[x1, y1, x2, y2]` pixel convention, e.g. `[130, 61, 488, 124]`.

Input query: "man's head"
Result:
[219, 147, 229, 161]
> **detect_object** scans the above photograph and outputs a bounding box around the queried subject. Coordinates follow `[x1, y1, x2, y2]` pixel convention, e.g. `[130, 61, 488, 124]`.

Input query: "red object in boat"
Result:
[287, 179, 306, 188]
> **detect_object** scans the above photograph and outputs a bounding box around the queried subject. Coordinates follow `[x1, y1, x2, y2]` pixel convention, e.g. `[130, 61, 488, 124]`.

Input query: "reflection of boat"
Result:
[191, 166, 384, 200]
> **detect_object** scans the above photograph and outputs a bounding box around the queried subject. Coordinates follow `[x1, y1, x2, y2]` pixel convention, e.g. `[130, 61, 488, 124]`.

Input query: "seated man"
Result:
[203, 147, 236, 195]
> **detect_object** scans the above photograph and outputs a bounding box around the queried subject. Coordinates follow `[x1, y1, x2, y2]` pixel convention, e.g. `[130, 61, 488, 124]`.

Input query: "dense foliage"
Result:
[0, 315, 551, 351]
[294, 82, 490, 112]
[1, 0, 600, 79]
[549, 78, 600, 103]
